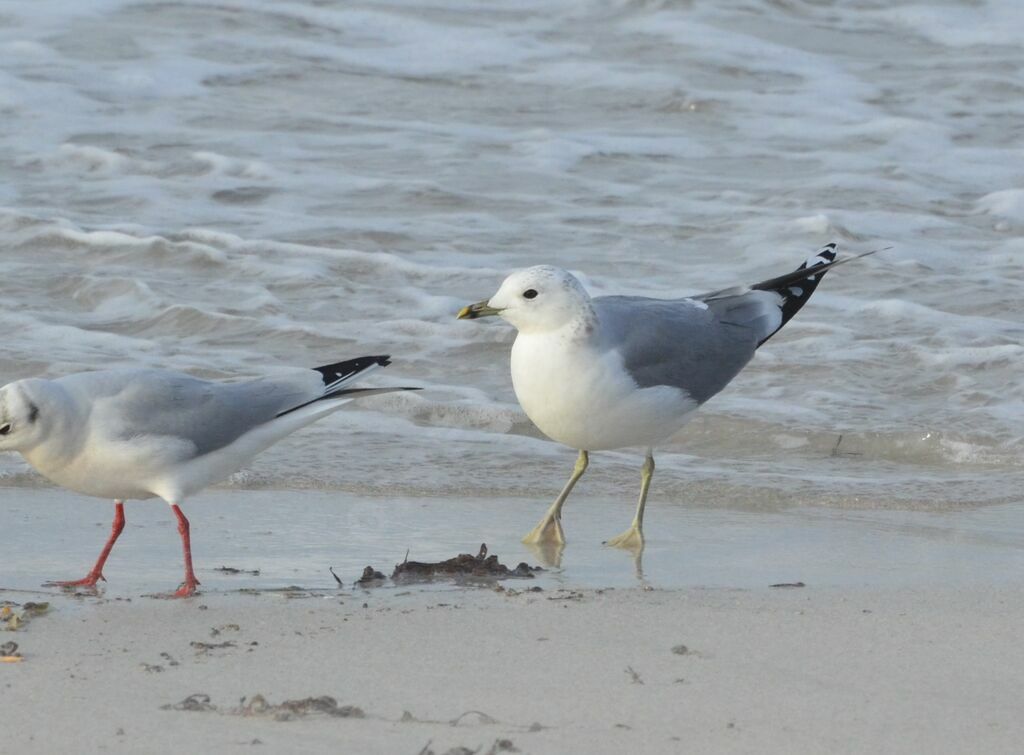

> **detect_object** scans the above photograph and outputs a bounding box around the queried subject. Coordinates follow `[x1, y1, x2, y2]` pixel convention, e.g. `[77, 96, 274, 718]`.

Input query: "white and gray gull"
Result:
[458, 244, 869, 552]
[0, 355, 415, 597]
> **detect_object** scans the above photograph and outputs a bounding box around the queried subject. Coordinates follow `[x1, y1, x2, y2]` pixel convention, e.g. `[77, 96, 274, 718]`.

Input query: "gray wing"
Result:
[593, 295, 774, 404]
[76, 370, 318, 457]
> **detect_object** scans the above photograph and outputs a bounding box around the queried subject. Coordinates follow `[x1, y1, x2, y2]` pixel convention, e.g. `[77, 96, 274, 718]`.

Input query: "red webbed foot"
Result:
[44, 573, 105, 589]
[171, 577, 201, 598]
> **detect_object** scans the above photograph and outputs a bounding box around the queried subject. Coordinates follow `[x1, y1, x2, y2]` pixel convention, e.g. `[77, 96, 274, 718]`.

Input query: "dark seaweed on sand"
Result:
[391, 544, 542, 583]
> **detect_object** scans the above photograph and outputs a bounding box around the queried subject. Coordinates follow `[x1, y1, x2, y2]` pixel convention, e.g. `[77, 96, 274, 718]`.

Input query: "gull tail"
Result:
[276, 355, 419, 418]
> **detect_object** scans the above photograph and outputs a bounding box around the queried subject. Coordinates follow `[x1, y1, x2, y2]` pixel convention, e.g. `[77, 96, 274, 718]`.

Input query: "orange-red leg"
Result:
[171, 504, 200, 598]
[46, 501, 126, 588]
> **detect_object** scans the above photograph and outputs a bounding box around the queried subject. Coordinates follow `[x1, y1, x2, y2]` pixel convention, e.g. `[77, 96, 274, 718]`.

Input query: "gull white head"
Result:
[0, 380, 52, 453]
[457, 265, 593, 333]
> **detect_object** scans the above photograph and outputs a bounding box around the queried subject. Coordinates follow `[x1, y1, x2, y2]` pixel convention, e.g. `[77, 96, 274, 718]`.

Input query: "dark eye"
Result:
[523, 289, 538, 300]
[0, 424, 10, 435]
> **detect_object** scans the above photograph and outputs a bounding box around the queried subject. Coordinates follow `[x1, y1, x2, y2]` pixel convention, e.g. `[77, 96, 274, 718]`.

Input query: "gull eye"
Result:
[0, 424, 10, 435]
[523, 289, 538, 300]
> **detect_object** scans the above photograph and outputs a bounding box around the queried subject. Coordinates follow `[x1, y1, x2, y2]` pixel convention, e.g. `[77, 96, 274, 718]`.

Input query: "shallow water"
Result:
[4, 490, 1024, 596]
[1, 1, 1023, 511]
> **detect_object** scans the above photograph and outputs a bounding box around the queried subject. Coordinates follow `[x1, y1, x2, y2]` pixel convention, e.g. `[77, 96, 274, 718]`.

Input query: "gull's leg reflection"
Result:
[523, 539, 565, 569]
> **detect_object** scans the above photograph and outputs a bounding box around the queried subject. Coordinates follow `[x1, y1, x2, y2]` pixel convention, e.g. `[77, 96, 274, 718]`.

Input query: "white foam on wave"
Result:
[976, 189, 1024, 226]
[241, 5, 575, 78]
[53, 144, 135, 174]
[0, 39, 52, 58]
[623, 10, 879, 116]
[191, 151, 272, 180]
[870, 2, 1024, 48]
[513, 59, 681, 90]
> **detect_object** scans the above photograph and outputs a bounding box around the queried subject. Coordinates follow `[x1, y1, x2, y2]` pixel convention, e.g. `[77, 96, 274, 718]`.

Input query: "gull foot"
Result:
[44, 574, 104, 589]
[522, 516, 565, 546]
[171, 578, 201, 599]
[605, 526, 644, 550]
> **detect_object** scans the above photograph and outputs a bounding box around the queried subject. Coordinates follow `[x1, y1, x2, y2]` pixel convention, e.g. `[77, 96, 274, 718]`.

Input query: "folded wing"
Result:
[596, 244, 850, 405]
[95, 355, 393, 457]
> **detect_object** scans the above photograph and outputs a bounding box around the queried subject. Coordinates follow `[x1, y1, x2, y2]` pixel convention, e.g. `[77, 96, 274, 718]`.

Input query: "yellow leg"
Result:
[606, 451, 654, 550]
[522, 450, 589, 545]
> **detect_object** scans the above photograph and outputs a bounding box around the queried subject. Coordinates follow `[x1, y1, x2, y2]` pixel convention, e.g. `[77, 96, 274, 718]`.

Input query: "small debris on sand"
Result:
[770, 582, 806, 589]
[392, 544, 542, 583]
[547, 590, 583, 602]
[450, 710, 500, 726]
[190, 640, 236, 654]
[162, 693, 364, 721]
[1, 640, 22, 662]
[356, 566, 387, 586]
[417, 739, 519, 755]
[328, 566, 343, 587]
[2, 602, 50, 632]
[162, 694, 216, 712]
[237, 694, 364, 721]
[214, 566, 261, 576]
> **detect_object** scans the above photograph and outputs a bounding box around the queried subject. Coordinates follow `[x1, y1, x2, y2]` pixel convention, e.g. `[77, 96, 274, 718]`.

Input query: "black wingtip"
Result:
[801, 242, 837, 268]
[312, 355, 392, 388]
[752, 243, 841, 346]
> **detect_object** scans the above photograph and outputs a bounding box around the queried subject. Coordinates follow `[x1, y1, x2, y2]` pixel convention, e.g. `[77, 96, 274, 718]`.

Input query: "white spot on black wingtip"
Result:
[805, 244, 836, 265]
[278, 356, 398, 418]
[752, 243, 840, 346]
[816, 243, 837, 261]
[313, 355, 392, 387]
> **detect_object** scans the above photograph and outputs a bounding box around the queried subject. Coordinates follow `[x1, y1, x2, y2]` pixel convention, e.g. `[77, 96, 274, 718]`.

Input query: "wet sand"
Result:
[4, 488, 1024, 753]
[6, 488, 1024, 594]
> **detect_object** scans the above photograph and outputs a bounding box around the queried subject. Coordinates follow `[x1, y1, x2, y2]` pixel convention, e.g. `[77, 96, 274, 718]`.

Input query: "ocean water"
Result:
[1, 0, 1023, 520]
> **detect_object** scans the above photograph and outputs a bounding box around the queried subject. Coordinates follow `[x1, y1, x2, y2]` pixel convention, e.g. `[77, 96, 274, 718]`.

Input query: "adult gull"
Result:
[458, 244, 869, 551]
[0, 355, 414, 596]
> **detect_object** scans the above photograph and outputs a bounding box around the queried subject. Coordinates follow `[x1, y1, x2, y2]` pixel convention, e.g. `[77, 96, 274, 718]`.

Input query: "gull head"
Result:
[457, 266, 592, 333]
[0, 380, 49, 452]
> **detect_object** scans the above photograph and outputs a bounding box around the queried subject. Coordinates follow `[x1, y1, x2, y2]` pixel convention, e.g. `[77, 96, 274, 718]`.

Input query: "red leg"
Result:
[171, 504, 200, 598]
[46, 501, 126, 588]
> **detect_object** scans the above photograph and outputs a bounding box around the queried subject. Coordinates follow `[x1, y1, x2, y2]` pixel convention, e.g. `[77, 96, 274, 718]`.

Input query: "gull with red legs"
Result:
[0, 355, 414, 597]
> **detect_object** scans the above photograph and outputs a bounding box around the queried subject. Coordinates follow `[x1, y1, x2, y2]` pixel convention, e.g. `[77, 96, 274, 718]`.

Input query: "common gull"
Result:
[458, 244, 869, 551]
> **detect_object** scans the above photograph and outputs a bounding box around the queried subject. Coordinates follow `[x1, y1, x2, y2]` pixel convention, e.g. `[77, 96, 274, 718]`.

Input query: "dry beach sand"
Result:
[4, 490, 1024, 754]
[4, 583, 1024, 754]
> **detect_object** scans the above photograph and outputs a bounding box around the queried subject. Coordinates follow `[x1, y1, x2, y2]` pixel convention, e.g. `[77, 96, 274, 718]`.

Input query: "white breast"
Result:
[510, 330, 698, 451]
[24, 433, 180, 501]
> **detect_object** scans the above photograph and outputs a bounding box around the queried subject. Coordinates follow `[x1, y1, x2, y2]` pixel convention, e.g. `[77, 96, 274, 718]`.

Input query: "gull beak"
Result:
[457, 300, 502, 320]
